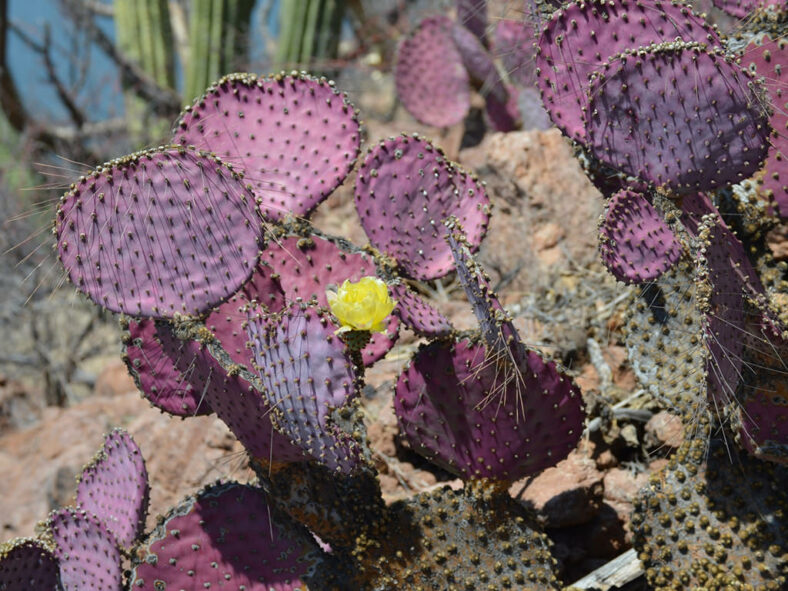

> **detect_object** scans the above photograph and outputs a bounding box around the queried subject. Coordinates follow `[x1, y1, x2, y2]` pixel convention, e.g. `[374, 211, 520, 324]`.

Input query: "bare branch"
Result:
[0, 0, 30, 133]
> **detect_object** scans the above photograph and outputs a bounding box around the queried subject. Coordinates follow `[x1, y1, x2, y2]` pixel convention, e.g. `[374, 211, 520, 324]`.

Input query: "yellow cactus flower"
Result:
[326, 277, 396, 334]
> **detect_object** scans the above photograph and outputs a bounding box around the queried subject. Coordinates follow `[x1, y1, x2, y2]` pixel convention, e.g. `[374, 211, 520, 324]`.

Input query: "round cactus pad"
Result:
[537, 0, 721, 142]
[451, 23, 507, 106]
[395, 338, 584, 481]
[76, 429, 149, 548]
[0, 538, 59, 591]
[395, 16, 471, 128]
[55, 147, 263, 318]
[584, 43, 770, 192]
[598, 189, 682, 283]
[131, 482, 320, 590]
[355, 135, 490, 280]
[456, 0, 488, 43]
[261, 232, 398, 365]
[175, 73, 360, 221]
[49, 508, 122, 591]
[247, 304, 362, 473]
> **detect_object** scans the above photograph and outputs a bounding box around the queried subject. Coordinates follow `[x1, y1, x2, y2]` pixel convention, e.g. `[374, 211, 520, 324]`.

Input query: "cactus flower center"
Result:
[326, 277, 396, 334]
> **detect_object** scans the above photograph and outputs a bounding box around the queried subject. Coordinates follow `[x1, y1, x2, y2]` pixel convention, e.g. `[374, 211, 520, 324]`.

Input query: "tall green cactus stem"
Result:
[275, 0, 346, 73]
[184, 0, 256, 102]
[114, 0, 176, 138]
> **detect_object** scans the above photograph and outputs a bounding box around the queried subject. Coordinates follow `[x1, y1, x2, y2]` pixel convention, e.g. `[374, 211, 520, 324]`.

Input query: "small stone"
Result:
[644, 411, 684, 450]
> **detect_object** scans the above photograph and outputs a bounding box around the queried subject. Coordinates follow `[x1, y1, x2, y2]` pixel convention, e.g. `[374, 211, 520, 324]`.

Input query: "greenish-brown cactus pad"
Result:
[632, 434, 788, 590]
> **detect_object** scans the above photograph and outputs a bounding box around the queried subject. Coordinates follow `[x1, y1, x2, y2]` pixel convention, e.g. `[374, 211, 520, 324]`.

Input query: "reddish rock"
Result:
[604, 468, 649, 506]
[0, 388, 247, 543]
[513, 447, 604, 527]
[595, 449, 619, 470]
[644, 411, 684, 451]
[93, 360, 136, 398]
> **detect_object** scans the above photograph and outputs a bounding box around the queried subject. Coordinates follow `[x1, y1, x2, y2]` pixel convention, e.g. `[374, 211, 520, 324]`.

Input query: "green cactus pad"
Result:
[366, 482, 561, 590]
[632, 433, 788, 590]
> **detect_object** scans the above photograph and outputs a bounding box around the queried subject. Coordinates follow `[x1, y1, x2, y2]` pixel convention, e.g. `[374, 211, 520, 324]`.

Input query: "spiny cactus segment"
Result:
[247, 302, 363, 473]
[584, 42, 770, 193]
[47, 508, 122, 591]
[450, 22, 508, 108]
[625, 259, 708, 418]
[131, 481, 321, 590]
[395, 337, 583, 481]
[737, 315, 788, 464]
[55, 147, 264, 319]
[536, 0, 721, 143]
[174, 72, 361, 221]
[395, 16, 471, 128]
[355, 135, 490, 280]
[741, 36, 787, 217]
[598, 189, 682, 284]
[369, 482, 560, 590]
[75, 429, 149, 549]
[0, 538, 59, 591]
[260, 229, 398, 365]
[388, 282, 454, 339]
[632, 433, 788, 590]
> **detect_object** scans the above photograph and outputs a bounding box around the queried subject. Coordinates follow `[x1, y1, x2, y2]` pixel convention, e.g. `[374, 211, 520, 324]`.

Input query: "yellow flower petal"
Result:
[327, 276, 396, 334]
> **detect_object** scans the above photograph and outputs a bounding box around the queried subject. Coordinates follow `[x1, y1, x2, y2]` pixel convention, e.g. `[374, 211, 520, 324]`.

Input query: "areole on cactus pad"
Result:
[174, 72, 361, 221]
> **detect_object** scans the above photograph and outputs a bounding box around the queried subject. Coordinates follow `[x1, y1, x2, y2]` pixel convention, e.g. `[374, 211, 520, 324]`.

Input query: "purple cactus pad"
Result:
[456, 0, 488, 43]
[493, 19, 537, 87]
[247, 303, 363, 473]
[742, 37, 787, 217]
[389, 283, 454, 338]
[451, 23, 507, 106]
[125, 316, 306, 463]
[55, 147, 264, 318]
[395, 337, 584, 481]
[355, 135, 490, 280]
[174, 73, 361, 221]
[131, 482, 321, 590]
[395, 16, 471, 128]
[76, 429, 149, 548]
[0, 538, 59, 591]
[124, 318, 214, 416]
[484, 84, 521, 132]
[261, 231, 398, 365]
[598, 189, 682, 284]
[49, 508, 122, 591]
[584, 43, 770, 193]
[536, 0, 721, 142]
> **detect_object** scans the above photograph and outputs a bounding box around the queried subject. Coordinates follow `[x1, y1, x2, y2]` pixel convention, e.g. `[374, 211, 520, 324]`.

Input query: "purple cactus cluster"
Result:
[4, 0, 788, 587]
[395, 1, 550, 131]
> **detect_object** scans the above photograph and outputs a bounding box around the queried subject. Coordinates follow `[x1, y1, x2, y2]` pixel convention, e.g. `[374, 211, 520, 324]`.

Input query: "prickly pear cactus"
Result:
[131, 481, 321, 590]
[632, 429, 788, 590]
[54, 147, 264, 318]
[76, 429, 149, 549]
[175, 72, 361, 221]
